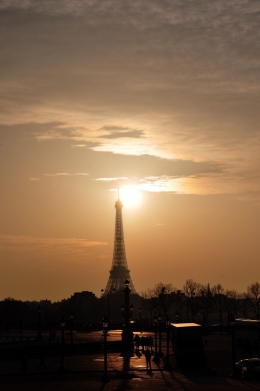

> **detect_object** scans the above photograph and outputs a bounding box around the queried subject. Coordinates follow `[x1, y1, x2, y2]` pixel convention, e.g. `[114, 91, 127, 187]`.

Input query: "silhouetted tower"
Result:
[104, 194, 136, 294]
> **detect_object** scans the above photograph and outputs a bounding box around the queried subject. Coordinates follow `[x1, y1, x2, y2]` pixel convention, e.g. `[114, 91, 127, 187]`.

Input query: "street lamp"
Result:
[201, 306, 205, 327]
[130, 303, 134, 317]
[164, 315, 172, 370]
[20, 318, 23, 340]
[138, 307, 142, 333]
[70, 311, 73, 344]
[175, 310, 180, 323]
[153, 313, 160, 363]
[229, 315, 236, 377]
[36, 305, 42, 340]
[121, 279, 134, 350]
[45, 299, 48, 330]
[102, 315, 110, 382]
[158, 312, 163, 357]
[101, 287, 116, 326]
[58, 317, 66, 373]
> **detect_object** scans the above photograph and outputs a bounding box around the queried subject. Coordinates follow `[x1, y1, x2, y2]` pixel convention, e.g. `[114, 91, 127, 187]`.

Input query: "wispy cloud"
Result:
[0, 235, 108, 257]
[99, 126, 145, 139]
[96, 177, 128, 181]
[100, 126, 130, 131]
[45, 173, 89, 177]
[29, 177, 41, 181]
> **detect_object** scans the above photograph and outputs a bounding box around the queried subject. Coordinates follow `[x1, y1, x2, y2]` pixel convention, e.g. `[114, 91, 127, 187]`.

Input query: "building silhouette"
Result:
[104, 195, 136, 294]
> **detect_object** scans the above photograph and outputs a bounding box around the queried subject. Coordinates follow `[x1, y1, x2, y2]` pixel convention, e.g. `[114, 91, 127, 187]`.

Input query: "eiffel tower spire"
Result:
[104, 193, 136, 294]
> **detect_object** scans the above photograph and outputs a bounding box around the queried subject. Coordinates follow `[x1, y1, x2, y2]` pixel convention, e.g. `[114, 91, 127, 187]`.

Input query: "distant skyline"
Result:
[1, 1, 260, 301]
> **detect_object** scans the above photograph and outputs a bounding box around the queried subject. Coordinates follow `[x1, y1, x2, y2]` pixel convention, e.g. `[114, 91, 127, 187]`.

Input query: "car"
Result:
[234, 358, 260, 378]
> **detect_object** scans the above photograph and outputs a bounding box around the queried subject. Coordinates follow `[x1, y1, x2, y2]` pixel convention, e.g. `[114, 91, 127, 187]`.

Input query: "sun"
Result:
[119, 186, 142, 207]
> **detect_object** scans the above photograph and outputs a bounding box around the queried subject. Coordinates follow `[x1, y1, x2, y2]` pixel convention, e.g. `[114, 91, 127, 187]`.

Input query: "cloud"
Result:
[45, 173, 89, 177]
[138, 174, 238, 195]
[100, 126, 130, 131]
[96, 177, 128, 181]
[29, 177, 41, 181]
[1, 1, 260, 198]
[0, 235, 108, 259]
[98, 126, 145, 139]
[94, 153, 224, 178]
[100, 129, 145, 139]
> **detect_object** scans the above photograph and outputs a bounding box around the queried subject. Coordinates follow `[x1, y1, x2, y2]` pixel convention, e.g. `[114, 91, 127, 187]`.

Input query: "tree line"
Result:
[1, 280, 260, 331]
[141, 280, 260, 328]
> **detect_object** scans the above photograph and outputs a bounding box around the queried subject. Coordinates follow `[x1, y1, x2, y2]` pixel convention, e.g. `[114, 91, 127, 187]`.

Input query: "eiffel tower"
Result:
[104, 193, 136, 294]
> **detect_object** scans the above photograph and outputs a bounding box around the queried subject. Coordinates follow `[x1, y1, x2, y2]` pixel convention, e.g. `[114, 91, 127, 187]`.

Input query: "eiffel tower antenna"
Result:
[104, 195, 136, 294]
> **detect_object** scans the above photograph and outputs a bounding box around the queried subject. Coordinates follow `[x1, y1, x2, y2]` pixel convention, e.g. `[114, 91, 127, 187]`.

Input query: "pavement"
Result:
[1, 331, 260, 390]
[1, 352, 260, 391]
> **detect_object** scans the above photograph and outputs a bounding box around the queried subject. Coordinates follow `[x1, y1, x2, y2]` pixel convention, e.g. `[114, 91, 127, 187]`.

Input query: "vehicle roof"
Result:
[171, 323, 201, 328]
[235, 318, 260, 325]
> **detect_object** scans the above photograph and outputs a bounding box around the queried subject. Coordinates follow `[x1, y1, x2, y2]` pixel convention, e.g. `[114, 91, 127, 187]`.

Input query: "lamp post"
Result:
[229, 315, 236, 377]
[201, 306, 205, 327]
[70, 311, 73, 344]
[20, 318, 23, 340]
[175, 310, 180, 323]
[101, 288, 116, 326]
[130, 303, 134, 318]
[102, 315, 110, 382]
[158, 312, 163, 357]
[164, 315, 172, 370]
[152, 313, 160, 363]
[58, 317, 66, 373]
[121, 279, 134, 350]
[138, 307, 142, 333]
[45, 299, 48, 330]
[36, 305, 42, 340]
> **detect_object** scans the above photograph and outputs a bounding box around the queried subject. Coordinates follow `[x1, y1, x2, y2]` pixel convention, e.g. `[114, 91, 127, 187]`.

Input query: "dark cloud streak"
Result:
[99, 129, 145, 139]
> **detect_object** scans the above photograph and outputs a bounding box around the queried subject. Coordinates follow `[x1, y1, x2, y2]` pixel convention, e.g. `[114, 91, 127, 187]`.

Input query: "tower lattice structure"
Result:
[104, 197, 136, 294]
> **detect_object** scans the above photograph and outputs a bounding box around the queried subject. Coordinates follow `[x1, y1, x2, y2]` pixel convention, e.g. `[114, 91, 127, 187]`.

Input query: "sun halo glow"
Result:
[119, 186, 142, 207]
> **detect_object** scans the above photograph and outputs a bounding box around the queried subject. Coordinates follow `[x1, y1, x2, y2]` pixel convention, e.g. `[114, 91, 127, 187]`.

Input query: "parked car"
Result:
[234, 358, 260, 378]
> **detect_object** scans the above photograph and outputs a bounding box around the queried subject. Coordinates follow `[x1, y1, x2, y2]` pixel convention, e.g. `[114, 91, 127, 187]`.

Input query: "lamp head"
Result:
[102, 315, 109, 329]
[60, 317, 65, 328]
[229, 314, 235, 328]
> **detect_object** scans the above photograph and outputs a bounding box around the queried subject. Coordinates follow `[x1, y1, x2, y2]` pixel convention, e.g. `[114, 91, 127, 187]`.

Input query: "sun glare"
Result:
[119, 186, 142, 207]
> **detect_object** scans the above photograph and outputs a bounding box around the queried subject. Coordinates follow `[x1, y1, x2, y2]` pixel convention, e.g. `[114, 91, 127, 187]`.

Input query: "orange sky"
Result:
[1, 1, 260, 301]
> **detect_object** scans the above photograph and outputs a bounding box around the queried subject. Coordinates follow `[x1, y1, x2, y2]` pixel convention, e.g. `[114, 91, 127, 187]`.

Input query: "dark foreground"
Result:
[1, 331, 260, 390]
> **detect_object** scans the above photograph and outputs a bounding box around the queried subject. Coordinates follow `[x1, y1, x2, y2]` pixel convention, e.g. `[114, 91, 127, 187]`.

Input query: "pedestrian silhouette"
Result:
[149, 336, 153, 349]
[144, 348, 152, 371]
[38, 347, 46, 370]
[141, 336, 146, 350]
[134, 334, 140, 349]
[20, 354, 28, 374]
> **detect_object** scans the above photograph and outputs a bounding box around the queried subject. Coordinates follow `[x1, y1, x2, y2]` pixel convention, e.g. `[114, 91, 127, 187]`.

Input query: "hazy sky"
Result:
[1, 0, 260, 301]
